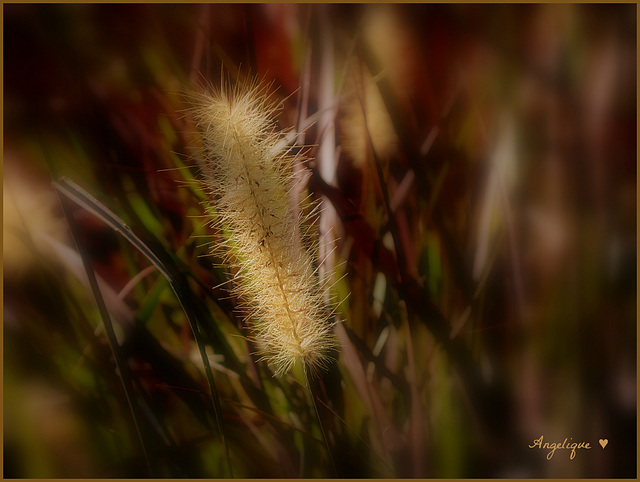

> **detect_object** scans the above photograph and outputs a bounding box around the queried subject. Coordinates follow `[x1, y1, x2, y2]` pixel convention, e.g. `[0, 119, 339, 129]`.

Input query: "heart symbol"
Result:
[599, 439, 608, 449]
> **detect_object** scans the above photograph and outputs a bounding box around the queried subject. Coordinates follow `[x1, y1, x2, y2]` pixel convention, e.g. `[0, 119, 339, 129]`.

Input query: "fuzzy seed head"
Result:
[189, 79, 337, 377]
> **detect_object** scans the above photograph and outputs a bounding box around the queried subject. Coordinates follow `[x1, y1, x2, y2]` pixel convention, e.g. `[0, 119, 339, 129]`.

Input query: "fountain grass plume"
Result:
[188, 78, 337, 377]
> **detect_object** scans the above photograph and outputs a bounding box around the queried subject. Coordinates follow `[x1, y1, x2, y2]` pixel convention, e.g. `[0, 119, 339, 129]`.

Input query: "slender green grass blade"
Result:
[54, 181, 155, 477]
[53, 176, 234, 477]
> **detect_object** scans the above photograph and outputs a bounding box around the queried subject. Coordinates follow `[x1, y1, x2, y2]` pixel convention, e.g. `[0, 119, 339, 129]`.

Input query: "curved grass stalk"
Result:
[53, 177, 233, 477]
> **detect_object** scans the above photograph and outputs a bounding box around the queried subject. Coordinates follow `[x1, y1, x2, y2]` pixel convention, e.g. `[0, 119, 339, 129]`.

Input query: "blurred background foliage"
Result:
[3, 3, 636, 478]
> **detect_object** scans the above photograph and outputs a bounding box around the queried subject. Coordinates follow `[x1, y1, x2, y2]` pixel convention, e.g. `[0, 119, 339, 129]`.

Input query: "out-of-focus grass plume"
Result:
[3, 4, 636, 478]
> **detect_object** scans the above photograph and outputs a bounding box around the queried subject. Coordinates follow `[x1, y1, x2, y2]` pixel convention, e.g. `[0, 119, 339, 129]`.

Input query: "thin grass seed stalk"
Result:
[190, 79, 336, 377]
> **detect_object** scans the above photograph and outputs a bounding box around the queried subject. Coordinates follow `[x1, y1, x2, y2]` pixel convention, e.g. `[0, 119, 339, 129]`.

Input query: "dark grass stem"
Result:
[356, 41, 512, 443]
[303, 367, 339, 477]
[54, 182, 155, 477]
[53, 177, 234, 477]
[362, 107, 426, 475]
[361, 101, 410, 288]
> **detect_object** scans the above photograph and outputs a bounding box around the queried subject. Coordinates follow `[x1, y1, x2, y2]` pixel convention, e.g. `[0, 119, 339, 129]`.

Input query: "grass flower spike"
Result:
[190, 79, 336, 377]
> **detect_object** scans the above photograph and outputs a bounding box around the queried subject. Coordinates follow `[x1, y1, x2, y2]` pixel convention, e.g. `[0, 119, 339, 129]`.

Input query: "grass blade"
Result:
[53, 176, 234, 477]
[54, 180, 155, 477]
